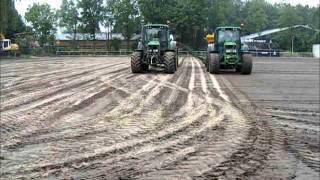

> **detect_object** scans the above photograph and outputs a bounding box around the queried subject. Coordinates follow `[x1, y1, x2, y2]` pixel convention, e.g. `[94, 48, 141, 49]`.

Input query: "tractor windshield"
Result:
[3, 41, 9, 48]
[144, 28, 167, 42]
[218, 30, 240, 44]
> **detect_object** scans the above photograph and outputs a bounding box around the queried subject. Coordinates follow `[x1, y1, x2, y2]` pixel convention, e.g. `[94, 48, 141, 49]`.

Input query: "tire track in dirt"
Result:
[0, 58, 113, 89]
[0, 57, 212, 178]
[215, 74, 319, 178]
[131, 57, 252, 179]
[0, 61, 127, 96]
[4, 57, 252, 179]
[0, 56, 291, 179]
[264, 107, 320, 172]
[0, 72, 135, 148]
[0, 62, 129, 108]
[0, 63, 135, 148]
[1, 56, 186, 153]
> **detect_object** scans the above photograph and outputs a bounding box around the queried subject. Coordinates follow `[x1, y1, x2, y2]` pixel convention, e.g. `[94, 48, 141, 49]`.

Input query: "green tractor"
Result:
[205, 26, 252, 75]
[131, 24, 178, 74]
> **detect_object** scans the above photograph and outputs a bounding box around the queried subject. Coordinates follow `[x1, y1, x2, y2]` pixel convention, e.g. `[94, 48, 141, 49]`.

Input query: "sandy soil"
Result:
[0, 56, 319, 179]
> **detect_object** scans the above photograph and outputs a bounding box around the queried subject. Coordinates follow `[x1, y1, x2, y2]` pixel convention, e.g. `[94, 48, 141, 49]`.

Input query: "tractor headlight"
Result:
[149, 49, 158, 53]
[226, 49, 237, 53]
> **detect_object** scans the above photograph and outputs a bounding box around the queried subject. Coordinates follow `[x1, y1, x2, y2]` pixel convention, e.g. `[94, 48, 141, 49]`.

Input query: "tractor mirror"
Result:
[169, 34, 174, 41]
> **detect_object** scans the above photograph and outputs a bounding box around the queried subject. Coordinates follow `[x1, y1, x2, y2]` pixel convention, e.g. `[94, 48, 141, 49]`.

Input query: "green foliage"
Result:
[58, 0, 79, 38]
[244, 0, 268, 32]
[77, 0, 104, 40]
[19, 0, 319, 52]
[111, 38, 121, 51]
[278, 5, 303, 27]
[25, 3, 57, 47]
[139, 0, 175, 24]
[112, 0, 140, 42]
[0, 0, 25, 39]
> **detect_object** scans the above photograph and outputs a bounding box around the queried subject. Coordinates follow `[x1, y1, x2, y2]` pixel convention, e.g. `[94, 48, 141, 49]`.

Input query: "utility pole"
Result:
[291, 36, 294, 54]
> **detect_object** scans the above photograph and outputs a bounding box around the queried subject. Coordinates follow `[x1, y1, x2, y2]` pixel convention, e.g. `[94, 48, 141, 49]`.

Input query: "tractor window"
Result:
[145, 28, 167, 42]
[218, 30, 240, 44]
[3, 41, 9, 48]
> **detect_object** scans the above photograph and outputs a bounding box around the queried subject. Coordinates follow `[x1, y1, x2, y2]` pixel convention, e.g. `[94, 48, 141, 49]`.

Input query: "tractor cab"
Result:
[216, 27, 241, 53]
[142, 24, 170, 52]
[1, 39, 12, 51]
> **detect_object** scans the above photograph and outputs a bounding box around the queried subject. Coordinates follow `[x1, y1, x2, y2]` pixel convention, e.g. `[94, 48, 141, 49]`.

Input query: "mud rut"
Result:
[0, 57, 318, 179]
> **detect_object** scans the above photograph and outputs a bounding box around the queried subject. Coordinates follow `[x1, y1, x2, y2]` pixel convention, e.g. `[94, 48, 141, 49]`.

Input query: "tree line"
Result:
[1, 0, 319, 51]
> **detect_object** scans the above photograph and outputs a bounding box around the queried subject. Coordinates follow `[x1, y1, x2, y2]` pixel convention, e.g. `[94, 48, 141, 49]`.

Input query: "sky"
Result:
[15, 0, 320, 18]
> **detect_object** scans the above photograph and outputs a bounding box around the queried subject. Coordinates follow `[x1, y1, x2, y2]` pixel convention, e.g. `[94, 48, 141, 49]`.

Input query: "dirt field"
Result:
[0, 56, 319, 179]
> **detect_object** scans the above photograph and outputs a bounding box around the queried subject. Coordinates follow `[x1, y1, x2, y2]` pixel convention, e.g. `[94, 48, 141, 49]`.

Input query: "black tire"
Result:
[235, 66, 241, 72]
[206, 54, 210, 72]
[241, 54, 253, 75]
[209, 53, 219, 74]
[176, 56, 179, 68]
[142, 64, 149, 71]
[131, 51, 143, 73]
[164, 52, 176, 74]
[176, 50, 179, 68]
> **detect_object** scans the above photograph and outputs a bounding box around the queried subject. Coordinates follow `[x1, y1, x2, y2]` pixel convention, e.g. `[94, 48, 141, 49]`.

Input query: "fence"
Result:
[56, 49, 133, 56]
[8, 46, 316, 58]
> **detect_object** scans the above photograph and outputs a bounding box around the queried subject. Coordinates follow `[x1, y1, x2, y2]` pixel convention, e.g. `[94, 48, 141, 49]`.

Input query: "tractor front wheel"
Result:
[241, 54, 253, 75]
[131, 51, 143, 73]
[164, 52, 176, 74]
[209, 53, 219, 74]
[235, 66, 241, 72]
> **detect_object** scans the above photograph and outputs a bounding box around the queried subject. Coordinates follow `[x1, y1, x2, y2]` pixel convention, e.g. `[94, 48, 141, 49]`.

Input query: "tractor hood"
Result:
[147, 40, 160, 47]
[224, 41, 237, 46]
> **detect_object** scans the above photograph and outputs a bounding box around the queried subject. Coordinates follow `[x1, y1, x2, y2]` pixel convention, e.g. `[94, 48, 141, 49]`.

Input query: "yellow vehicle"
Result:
[0, 33, 20, 57]
[206, 33, 215, 44]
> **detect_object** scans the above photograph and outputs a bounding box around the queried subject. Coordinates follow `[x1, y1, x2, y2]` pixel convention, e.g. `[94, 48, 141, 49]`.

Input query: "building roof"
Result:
[144, 24, 169, 28]
[56, 33, 141, 41]
[241, 25, 319, 42]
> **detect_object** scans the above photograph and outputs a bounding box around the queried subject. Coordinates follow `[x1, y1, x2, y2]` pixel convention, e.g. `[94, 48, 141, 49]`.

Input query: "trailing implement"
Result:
[131, 24, 178, 74]
[205, 27, 253, 75]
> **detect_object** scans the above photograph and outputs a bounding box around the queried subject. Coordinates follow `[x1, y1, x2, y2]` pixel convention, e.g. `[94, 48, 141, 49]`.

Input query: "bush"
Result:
[111, 38, 121, 51]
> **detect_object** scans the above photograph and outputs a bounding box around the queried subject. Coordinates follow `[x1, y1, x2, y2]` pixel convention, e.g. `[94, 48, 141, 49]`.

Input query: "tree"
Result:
[244, 0, 268, 32]
[0, 0, 25, 38]
[77, 0, 104, 49]
[58, 0, 79, 47]
[277, 4, 304, 52]
[139, 0, 176, 24]
[101, 0, 115, 50]
[112, 0, 140, 50]
[172, 0, 208, 49]
[25, 3, 57, 47]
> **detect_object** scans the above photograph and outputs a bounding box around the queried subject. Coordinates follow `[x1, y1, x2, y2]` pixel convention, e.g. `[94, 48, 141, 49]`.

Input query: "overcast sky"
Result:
[15, 0, 319, 18]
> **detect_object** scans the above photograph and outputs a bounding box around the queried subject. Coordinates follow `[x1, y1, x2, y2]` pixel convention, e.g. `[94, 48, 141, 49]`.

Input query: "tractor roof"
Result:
[216, 26, 241, 31]
[144, 24, 169, 28]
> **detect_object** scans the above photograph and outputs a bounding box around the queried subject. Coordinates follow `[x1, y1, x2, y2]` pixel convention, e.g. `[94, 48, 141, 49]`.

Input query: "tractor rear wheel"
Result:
[241, 54, 253, 75]
[206, 54, 210, 72]
[131, 51, 143, 73]
[176, 54, 179, 68]
[164, 52, 176, 74]
[209, 53, 219, 74]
